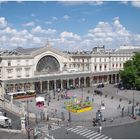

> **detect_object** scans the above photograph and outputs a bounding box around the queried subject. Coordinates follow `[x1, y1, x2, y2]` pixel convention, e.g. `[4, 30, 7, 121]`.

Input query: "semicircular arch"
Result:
[36, 55, 60, 73]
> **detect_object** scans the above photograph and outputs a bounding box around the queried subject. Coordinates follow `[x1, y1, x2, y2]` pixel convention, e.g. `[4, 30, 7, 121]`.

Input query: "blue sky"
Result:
[0, 1, 140, 51]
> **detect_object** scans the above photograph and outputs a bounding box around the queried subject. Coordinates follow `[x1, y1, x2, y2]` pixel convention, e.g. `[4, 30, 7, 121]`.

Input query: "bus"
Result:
[8, 90, 36, 100]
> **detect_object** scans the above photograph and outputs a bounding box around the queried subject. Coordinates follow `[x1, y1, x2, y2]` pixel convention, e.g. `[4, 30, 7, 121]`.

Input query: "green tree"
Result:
[119, 52, 140, 90]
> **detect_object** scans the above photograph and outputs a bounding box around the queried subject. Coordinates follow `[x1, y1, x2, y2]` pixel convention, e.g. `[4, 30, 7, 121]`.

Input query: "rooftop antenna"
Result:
[45, 39, 51, 48]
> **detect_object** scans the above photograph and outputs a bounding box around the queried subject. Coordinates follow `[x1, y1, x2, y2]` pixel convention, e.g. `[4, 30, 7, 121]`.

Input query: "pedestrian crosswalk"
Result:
[66, 127, 112, 139]
[39, 124, 61, 134]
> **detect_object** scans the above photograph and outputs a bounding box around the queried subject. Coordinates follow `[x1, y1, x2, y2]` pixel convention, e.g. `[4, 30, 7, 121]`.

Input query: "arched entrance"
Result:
[36, 55, 60, 73]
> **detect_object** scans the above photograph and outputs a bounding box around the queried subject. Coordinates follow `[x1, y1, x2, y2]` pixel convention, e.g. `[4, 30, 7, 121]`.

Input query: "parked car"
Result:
[97, 83, 104, 88]
[0, 116, 12, 128]
[94, 90, 103, 95]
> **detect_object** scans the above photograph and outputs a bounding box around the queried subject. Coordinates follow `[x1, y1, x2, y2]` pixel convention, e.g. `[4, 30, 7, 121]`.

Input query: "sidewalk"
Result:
[67, 115, 140, 129]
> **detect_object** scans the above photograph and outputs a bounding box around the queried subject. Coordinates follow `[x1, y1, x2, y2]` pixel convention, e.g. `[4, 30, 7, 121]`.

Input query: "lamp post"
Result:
[26, 99, 30, 139]
[132, 88, 135, 118]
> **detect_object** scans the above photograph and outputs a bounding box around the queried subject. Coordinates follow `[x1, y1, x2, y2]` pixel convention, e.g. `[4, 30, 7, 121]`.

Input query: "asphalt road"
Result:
[0, 109, 21, 129]
[0, 131, 26, 139]
[48, 120, 140, 139]
[103, 120, 140, 139]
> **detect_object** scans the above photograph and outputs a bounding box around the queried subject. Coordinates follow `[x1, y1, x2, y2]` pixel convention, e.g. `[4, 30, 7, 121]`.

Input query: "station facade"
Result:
[0, 43, 139, 96]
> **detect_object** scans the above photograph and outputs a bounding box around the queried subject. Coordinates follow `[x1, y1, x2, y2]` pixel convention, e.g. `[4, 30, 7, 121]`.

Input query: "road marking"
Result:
[100, 136, 109, 139]
[89, 133, 102, 139]
[82, 131, 94, 136]
[73, 128, 85, 132]
[67, 127, 73, 130]
[70, 127, 80, 131]
[79, 130, 91, 135]
[86, 132, 98, 138]
[76, 129, 88, 134]
[101, 136, 109, 139]
[95, 134, 105, 139]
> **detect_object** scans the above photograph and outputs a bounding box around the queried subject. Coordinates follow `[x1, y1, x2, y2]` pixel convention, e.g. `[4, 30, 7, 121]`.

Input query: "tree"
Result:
[119, 52, 140, 90]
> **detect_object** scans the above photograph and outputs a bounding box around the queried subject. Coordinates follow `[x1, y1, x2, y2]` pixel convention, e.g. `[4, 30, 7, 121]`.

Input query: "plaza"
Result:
[0, 1, 140, 138]
[14, 84, 140, 123]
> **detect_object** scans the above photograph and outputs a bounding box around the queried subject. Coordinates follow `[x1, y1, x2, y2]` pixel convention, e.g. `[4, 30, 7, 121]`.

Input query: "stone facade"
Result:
[0, 43, 139, 97]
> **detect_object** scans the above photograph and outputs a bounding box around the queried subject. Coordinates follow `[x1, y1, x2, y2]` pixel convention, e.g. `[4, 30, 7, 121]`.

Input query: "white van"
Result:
[0, 116, 12, 128]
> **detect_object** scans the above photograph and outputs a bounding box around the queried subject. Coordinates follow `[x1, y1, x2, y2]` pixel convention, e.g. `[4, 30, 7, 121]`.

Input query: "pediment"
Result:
[31, 43, 68, 58]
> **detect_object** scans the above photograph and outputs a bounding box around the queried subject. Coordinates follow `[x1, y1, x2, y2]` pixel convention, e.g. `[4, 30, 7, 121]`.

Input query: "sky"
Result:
[0, 1, 140, 51]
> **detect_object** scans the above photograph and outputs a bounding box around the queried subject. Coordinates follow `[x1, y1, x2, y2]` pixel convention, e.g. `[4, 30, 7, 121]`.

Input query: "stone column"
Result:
[84, 77, 86, 87]
[115, 74, 117, 83]
[97, 76, 99, 84]
[73, 79, 75, 87]
[111, 75, 113, 84]
[40, 81, 42, 93]
[0, 82, 5, 100]
[67, 79, 69, 89]
[22, 83, 24, 91]
[13, 84, 15, 92]
[61, 80, 63, 90]
[106, 75, 109, 84]
[31, 82, 35, 90]
[90, 77, 93, 87]
[54, 80, 56, 91]
[79, 77, 81, 87]
[47, 81, 49, 92]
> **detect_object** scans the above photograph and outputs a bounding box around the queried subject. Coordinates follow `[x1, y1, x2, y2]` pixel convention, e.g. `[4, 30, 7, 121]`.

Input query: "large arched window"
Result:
[36, 55, 60, 73]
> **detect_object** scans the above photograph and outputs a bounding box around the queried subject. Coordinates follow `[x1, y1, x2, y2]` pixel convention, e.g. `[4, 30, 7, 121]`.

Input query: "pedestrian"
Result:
[117, 104, 121, 109]
[66, 119, 69, 134]
[99, 125, 102, 133]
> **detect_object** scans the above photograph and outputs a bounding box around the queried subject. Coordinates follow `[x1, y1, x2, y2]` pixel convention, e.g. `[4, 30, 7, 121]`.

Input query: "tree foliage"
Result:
[119, 52, 140, 90]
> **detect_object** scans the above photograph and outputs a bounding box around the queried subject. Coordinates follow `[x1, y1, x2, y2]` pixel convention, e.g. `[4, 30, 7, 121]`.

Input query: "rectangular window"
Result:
[25, 68, 30, 77]
[17, 60, 20, 65]
[26, 60, 29, 65]
[8, 61, 11, 66]
[95, 65, 97, 71]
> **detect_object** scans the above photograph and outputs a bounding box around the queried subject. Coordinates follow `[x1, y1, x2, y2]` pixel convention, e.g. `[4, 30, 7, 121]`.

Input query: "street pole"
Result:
[68, 111, 71, 122]
[27, 99, 30, 139]
[132, 89, 135, 118]
[82, 85, 83, 100]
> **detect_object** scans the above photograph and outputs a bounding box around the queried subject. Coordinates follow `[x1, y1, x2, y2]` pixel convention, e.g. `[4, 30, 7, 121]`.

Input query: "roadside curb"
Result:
[68, 115, 140, 129]
[0, 128, 21, 133]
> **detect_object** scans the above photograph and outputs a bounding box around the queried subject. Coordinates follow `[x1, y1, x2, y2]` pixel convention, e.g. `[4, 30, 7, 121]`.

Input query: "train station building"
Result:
[0, 43, 139, 96]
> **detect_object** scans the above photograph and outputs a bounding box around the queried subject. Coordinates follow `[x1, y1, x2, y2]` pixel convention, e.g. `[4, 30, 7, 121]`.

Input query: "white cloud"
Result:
[0, 16, 140, 51]
[63, 15, 70, 20]
[60, 31, 80, 40]
[131, 1, 140, 8]
[0, 17, 7, 28]
[23, 22, 35, 27]
[84, 17, 133, 48]
[52, 16, 58, 21]
[45, 21, 52, 24]
[31, 26, 45, 34]
[16, 0, 23, 4]
[10, 37, 27, 47]
[121, 1, 140, 8]
[31, 26, 56, 35]
[31, 13, 35, 17]
[120, 1, 128, 5]
[1, 27, 17, 35]
[32, 37, 41, 44]
[46, 28, 56, 34]
[58, 1, 104, 6]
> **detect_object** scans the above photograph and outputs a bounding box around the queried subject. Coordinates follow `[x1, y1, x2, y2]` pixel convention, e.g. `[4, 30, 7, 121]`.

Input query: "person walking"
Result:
[99, 125, 102, 133]
[66, 119, 69, 134]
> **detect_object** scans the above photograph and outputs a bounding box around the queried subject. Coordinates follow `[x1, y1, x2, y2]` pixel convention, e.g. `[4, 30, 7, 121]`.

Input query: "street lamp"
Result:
[26, 99, 30, 139]
[81, 85, 84, 100]
[132, 88, 135, 118]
